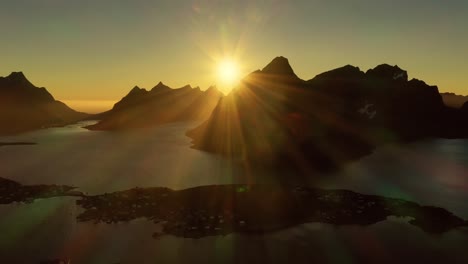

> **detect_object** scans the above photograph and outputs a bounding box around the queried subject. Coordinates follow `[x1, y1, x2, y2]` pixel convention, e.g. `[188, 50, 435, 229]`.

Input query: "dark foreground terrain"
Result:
[0, 72, 88, 135]
[1, 177, 466, 240]
[0, 177, 80, 204]
[188, 57, 468, 174]
[77, 185, 468, 238]
[0, 142, 36, 147]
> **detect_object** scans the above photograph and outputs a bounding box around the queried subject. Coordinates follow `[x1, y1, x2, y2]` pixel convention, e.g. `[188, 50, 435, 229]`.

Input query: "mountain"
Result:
[462, 102, 468, 114]
[86, 82, 223, 130]
[0, 72, 88, 135]
[260, 56, 300, 78]
[187, 57, 468, 174]
[441, 92, 468, 108]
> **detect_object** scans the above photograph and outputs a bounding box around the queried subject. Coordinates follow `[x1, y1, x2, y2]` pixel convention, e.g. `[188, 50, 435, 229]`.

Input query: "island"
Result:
[0, 177, 82, 204]
[76, 185, 468, 239]
[0, 142, 36, 147]
[2, 177, 465, 239]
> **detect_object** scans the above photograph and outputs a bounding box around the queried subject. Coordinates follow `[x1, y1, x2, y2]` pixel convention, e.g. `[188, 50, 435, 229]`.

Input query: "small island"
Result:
[0, 177, 81, 204]
[0, 142, 36, 147]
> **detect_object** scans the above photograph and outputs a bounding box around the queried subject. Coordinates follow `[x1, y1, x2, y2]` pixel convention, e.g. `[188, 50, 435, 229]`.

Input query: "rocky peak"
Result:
[0, 72, 54, 102]
[128, 86, 147, 95]
[130, 85, 141, 91]
[205, 85, 223, 97]
[206, 85, 218, 92]
[367, 64, 408, 81]
[179, 84, 193, 90]
[7, 71, 27, 80]
[261, 56, 298, 78]
[0, 71, 35, 89]
[311, 65, 364, 81]
[151, 81, 171, 92]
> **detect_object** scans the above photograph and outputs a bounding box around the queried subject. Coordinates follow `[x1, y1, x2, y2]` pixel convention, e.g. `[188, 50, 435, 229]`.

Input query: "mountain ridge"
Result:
[441, 92, 468, 108]
[261, 56, 299, 78]
[0, 72, 88, 135]
[86, 82, 223, 130]
[187, 56, 468, 176]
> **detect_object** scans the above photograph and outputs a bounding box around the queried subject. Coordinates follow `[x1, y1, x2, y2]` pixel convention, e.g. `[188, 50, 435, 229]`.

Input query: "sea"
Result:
[1, 121, 467, 263]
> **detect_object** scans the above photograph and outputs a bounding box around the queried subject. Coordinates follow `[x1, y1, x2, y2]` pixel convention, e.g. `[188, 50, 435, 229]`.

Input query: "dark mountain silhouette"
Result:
[462, 102, 468, 114]
[86, 82, 223, 130]
[187, 57, 468, 174]
[0, 72, 88, 135]
[261, 56, 299, 78]
[441, 92, 468, 108]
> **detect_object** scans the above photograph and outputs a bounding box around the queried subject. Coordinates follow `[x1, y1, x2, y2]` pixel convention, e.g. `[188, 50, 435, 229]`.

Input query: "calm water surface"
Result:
[1, 122, 468, 263]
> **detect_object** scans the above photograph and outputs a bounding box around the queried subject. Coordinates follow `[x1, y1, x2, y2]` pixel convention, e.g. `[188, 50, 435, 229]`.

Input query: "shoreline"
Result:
[0, 142, 36, 147]
[2, 177, 467, 239]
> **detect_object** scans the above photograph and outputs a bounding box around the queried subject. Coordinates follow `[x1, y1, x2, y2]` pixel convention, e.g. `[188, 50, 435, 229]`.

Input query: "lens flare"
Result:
[217, 59, 240, 88]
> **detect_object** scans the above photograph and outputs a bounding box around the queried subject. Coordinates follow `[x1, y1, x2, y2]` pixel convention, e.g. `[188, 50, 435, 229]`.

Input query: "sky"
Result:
[1, 0, 467, 113]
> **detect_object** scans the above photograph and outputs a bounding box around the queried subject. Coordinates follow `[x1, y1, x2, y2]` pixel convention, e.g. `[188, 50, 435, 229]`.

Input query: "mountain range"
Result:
[2, 58, 467, 174]
[441, 92, 468, 109]
[85, 82, 223, 130]
[0, 72, 87, 135]
[187, 57, 468, 173]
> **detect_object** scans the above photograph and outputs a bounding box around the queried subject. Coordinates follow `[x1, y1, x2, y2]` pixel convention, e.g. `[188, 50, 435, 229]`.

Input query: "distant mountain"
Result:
[86, 82, 223, 130]
[260, 56, 300, 78]
[441, 92, 468, 108]
[0, 72, 88, 135]
[187, 57, 468, 174]
[462, 102, 468, 114]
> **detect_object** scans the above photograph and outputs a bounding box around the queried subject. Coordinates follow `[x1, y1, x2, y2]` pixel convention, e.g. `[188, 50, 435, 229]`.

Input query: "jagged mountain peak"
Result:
[0, 72, 55, 101]
[151, 81, 171, 92]
[205, 85, 223, 97]
[0, 71, 87, 134]
[179, 84, 193, 90]
[367, 64, 408, 81]
[88, 81, 224, 130]
[206, 85, 218, 92]
[1, 71, 36, 89]
[129, 86, 147, 94]
[261, 56, 298, 77]
[311, 64, 364, 81]
[7, 71, 27, 79]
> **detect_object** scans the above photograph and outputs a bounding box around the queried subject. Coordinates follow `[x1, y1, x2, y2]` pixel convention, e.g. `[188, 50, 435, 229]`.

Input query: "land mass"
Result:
[1, 177, 466, 239]
[0, 142, 36, 147]
[188, 57, 468, 174]
[0, 177, 81, 204]
[0, 72, 88, 135]
[441, 92, 468, 108]
[76, 185, 468, 239]
[86, 83, 223, 130]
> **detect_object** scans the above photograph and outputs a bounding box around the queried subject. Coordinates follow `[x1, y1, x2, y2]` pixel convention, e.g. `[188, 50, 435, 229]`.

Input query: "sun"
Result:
[217, 59, 240, 88]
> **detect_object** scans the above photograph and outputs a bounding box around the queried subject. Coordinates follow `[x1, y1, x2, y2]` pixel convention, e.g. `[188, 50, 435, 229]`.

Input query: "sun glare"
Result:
[217, 59, 240, 88]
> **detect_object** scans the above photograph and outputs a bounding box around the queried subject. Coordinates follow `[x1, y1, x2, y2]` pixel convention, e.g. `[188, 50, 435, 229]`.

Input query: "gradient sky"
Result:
[1, 0, 467, 112]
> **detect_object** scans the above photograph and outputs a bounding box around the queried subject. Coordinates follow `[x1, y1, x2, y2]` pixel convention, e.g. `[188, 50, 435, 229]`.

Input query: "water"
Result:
[324, 139, 468, 218]
[0, 121, 251, 194]
[1, 122, 468, 263]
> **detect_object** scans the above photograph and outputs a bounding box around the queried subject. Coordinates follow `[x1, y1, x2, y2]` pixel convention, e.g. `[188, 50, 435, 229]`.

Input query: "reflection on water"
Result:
[0, 121, 256, 194]
[1, 198, 468, 264]
[1, 123, 468, 263]
[323, 139, 468, 218]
